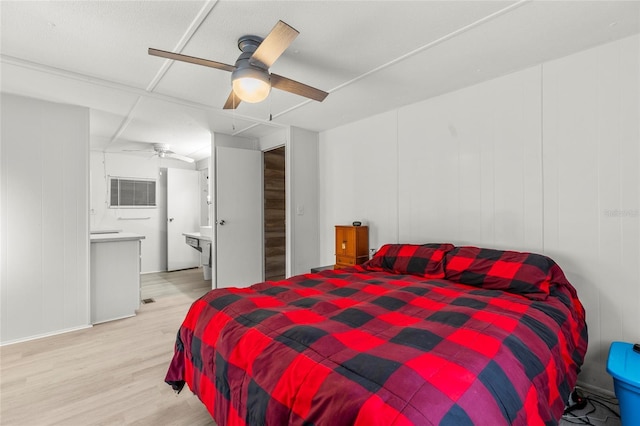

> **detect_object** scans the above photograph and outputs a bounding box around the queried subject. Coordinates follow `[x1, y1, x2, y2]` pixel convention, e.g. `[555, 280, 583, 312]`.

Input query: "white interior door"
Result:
[167, 168, 200, 271]
[215, 146, 262, 288]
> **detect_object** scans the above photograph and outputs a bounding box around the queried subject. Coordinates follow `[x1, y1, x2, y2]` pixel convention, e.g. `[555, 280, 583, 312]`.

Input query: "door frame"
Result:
[211, 130, 302, 289]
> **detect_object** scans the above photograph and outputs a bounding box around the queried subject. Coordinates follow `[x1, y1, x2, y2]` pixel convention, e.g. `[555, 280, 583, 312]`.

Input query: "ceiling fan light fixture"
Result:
[231, 66, 271, 103]
[149, 20, 327, 110]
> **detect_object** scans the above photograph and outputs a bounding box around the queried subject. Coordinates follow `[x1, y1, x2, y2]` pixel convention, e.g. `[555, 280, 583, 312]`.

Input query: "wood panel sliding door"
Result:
[264, 147, 286, 281]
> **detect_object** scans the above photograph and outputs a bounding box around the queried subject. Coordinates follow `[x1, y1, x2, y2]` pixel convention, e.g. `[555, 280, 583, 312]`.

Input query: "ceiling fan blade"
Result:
[271, 73, 328, 102]
[223, 90, 242, 110]
[165, 153, 195, 163]
[250, 21, 299, 68]
[148, 48, 236, 73]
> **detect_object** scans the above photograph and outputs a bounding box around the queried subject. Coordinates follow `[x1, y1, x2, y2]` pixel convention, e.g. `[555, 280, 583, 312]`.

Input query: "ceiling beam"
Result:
[232, 0, 532, 137]
[146, 0, 219, 92]
[0, 54, 286, 130]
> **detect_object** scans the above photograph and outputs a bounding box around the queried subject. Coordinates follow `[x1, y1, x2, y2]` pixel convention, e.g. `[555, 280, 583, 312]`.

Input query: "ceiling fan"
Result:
[124, 143, 194, 163]
[149, 20, 328, 109]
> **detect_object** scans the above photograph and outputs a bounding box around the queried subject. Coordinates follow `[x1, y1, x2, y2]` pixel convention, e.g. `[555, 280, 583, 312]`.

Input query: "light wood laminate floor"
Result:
[1, 269, 214, 426]
[141, 267, 212, 301]
[2, 269, 619, 425]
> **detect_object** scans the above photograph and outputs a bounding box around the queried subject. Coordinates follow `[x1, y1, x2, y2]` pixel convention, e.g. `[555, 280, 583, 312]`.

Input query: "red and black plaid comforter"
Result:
[166, 265, 587, 425]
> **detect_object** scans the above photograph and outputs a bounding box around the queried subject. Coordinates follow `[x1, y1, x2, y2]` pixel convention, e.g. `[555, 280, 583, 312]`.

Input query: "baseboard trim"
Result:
[576, 380, 616, 398]
[0, 324, 93, 346]
[91, 314, 136, 325]
[141, 267, 203, 275]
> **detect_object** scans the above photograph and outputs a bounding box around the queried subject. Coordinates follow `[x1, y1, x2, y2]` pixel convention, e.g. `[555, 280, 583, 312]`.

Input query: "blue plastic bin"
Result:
[607, 342, 640, 426]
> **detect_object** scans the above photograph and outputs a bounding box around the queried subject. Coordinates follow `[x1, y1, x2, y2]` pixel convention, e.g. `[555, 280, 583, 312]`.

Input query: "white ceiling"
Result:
[1, 1, 639, 161]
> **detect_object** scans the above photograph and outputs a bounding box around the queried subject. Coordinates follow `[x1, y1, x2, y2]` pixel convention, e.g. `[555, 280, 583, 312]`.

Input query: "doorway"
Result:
[263, 146, 286, 281]
[166, 167, 200, 271]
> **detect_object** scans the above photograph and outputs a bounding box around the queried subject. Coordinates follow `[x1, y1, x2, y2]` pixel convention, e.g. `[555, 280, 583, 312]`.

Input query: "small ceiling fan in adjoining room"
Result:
[123, 143, 195, 163]
[149, 20, 329, 109]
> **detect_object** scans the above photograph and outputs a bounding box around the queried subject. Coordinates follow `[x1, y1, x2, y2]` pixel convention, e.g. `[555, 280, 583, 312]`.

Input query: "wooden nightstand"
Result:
[335, 225, 369, 269]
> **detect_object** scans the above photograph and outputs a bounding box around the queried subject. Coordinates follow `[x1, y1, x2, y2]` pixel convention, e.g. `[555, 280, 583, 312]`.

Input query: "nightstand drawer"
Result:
[336, 256, 356, 266]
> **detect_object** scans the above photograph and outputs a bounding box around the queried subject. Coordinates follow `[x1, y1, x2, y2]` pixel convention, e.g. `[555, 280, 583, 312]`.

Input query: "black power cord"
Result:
[565, 390, 588, 414]
[562, 388, 621, 425]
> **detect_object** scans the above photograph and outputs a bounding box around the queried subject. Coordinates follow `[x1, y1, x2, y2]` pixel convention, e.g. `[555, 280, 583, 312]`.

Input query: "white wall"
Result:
[319, 111, 399, 256]
[89, 152, 196, 273]
[288, 127, 320, 276]
[195, 157, 211, 227]
[214, 133, 259, 150]
[259, 128, 287, 152]
[398, 67, 544, 250]
[198, 167, 210, 226]
[542, 34, 640, 391]
[1, 94, 90, 344]
[318, 34, 639, 392]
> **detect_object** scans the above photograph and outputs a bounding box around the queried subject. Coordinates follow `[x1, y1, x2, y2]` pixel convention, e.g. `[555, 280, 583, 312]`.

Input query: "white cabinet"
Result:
[90, 233, 145, 324]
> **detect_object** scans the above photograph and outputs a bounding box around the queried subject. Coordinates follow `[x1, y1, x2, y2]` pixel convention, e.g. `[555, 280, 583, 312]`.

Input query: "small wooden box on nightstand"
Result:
[335, 225, 369, 269]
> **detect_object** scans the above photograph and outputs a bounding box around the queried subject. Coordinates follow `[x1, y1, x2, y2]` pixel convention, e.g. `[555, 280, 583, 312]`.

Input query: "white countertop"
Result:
[183, 232, 212, 241]
[90, 228, 122, 234]
[90, 232, 146, 243]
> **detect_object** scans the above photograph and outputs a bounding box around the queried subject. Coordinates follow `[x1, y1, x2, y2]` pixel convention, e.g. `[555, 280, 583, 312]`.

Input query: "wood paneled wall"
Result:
[1, 94, 90, 344]
[397, 67, 542, 250]
[319, 35, 639, 392]
[541, 34, 639, 390]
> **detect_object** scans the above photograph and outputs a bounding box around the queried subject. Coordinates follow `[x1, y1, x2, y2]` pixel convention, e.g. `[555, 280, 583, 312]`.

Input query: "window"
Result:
[109, 177, 156, 208]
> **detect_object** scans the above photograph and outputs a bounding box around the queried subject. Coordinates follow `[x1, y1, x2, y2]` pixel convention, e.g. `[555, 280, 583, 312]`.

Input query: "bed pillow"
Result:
[444, 246, 556, 300]
[362, 243, 455, 279]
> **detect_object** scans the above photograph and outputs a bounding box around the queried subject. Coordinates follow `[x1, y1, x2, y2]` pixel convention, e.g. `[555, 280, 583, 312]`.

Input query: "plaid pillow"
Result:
[362, 243, 455, 279]
[444, 246, 557, 300]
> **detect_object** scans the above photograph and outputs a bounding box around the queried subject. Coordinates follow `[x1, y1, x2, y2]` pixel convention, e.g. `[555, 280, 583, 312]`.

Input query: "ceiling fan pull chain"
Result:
[232, 103, 236, 131]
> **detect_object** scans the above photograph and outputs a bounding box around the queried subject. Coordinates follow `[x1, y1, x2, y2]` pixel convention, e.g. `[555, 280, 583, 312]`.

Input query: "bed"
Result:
[165, 243, 588, 425]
